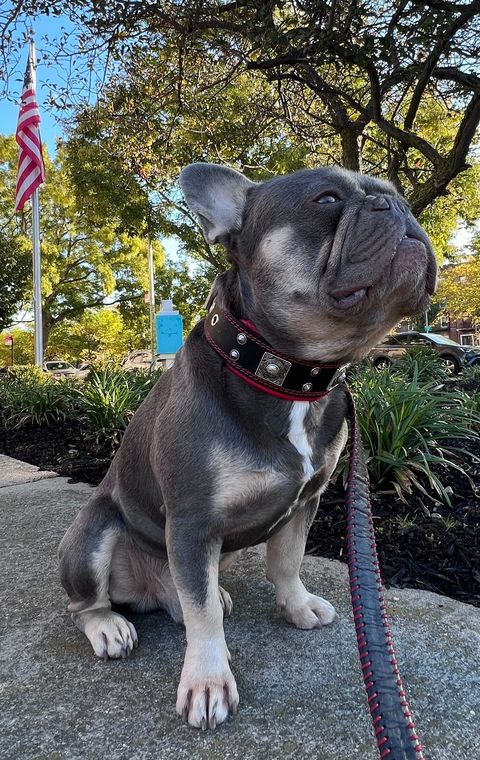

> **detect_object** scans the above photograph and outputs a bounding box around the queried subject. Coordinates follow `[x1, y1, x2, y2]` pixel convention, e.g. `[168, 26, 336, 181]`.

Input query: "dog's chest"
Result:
[287, 402, 315, 479]
[212, 401, 337, 550]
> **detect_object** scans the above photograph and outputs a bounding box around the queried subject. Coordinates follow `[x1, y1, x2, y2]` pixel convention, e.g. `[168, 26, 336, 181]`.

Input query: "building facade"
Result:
[398, 315, 480, 345]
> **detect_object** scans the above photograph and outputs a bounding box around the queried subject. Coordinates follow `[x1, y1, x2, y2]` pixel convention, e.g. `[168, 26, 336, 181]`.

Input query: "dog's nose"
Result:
[365, 194, 390, 211]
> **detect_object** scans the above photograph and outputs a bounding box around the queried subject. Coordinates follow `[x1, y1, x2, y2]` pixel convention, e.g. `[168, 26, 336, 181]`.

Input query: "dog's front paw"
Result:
[280, 591, 337, 630]
[176, 643, 239, 729]
[72, 609, 138, 659]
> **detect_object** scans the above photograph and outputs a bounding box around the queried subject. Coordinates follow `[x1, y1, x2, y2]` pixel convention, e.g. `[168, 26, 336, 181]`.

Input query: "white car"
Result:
[43, 360, 80, 378]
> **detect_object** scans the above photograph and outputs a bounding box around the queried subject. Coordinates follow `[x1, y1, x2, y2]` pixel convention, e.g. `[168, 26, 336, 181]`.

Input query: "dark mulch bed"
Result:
[1, 420, 479, 608]
[0, 420, 116, 485]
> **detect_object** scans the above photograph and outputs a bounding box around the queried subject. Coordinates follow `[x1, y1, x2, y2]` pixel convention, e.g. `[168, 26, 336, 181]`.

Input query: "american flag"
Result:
[15, 47, 45, 212]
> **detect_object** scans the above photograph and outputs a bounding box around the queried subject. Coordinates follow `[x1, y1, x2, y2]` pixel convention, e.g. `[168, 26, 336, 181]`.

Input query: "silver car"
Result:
[120, 350, 164, 372]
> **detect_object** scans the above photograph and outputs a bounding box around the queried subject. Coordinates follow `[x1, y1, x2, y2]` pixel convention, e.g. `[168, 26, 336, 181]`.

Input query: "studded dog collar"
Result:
[204, 302, 345, 401]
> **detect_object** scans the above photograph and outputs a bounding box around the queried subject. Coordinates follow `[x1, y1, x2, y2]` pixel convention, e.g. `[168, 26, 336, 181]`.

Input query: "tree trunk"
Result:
[41, 312, 52, 359]
[341, 127, 362, 172]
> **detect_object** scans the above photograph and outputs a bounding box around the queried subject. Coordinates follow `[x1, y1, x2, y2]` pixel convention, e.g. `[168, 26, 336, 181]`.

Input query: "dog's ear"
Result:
[179, 163, 256, 245]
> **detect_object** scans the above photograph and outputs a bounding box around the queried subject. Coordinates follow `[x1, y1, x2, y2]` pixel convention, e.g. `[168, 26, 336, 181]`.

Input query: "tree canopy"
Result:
[62, 39, 480, 267]
[0, 135, 165, 349]
[0, 137, 31, 329]
[434, 255, 480, 321]
[2, 1, 480, 350]
[47, 307, 134, 362]
[2, 0, 480, 215]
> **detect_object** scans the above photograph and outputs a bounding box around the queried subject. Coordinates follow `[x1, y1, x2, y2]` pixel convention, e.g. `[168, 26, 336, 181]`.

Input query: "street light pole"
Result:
[147, 236, 156, 360]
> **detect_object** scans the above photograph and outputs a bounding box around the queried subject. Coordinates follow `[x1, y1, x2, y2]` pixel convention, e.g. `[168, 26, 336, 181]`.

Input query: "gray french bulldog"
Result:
[58, 163, 436, 729]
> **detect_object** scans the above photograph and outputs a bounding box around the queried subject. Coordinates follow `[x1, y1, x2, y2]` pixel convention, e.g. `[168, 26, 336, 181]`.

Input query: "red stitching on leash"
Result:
[346, 390, 424, 759]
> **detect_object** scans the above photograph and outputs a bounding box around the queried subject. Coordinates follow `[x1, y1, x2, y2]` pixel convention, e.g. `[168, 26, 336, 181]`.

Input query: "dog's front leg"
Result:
[166, 522, 238, 729]
[266, 500, 336, 629]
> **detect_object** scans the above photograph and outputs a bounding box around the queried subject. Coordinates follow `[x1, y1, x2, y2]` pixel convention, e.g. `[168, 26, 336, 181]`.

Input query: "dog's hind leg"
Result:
[58, 493, 138, 659]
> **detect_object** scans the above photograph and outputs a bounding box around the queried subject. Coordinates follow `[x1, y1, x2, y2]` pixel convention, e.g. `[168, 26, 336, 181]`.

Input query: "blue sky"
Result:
[0, 14, 76, 155]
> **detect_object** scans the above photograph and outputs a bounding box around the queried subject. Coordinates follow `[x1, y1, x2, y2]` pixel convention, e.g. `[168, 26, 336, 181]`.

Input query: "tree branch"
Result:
[409, 88, 480, 214]
[375, 118, 443, 167]
[50, 293, 145, 324]
[404, 2, 480, 130]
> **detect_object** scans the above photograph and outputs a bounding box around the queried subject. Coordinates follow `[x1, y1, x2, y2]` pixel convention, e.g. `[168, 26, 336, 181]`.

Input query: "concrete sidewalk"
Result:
[0, 455, 479, 760]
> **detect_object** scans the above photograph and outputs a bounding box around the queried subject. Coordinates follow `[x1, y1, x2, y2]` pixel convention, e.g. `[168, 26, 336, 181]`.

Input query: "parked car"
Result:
[464, 346, 480, 367]
[43, 360, 80, 378]
[120, 350, 164, 372]
[369, 332, 467, 375]
[43, 360, 90, 380]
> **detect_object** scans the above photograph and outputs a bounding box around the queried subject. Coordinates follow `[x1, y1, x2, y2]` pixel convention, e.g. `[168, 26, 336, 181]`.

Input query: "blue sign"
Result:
[156, 301, 183, 354]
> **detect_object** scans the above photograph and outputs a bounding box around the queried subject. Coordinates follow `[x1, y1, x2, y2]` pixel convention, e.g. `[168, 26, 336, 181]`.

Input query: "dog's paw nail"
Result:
[181, 689, 192, 723]
[200, 717, 207, 731]
[218, 586, 233, 617]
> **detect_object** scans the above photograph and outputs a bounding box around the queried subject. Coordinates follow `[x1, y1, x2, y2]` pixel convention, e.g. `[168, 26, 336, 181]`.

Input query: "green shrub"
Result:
[0, 374, 80, 428]
[463, 363, 480, 380]
[0, 364, 162, 438]
[349, 365, 479, 504]
[392, 346, 447, 383]
[345, 359, 370, 383]
[5, 364, 47, 383]
[462, 389, 480, 419]
[79, 367, 161, 441]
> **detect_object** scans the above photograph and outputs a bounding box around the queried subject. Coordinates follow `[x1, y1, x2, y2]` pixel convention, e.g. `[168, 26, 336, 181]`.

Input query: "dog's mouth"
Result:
[328, 234, 436, 311]
[330, 286, 369, 309]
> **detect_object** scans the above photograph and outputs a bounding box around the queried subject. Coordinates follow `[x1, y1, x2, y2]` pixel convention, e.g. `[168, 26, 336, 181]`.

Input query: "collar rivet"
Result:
[302, 382, 313, 391]
[310, 367, 320, 376]
[229, 349, 240, 360]
[236, 332, 247, 345]
[266, 362, 280, 377]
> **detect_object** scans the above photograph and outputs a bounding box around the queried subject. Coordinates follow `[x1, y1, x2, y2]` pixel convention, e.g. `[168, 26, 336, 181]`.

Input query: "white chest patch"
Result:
[287, 402, 314, 479]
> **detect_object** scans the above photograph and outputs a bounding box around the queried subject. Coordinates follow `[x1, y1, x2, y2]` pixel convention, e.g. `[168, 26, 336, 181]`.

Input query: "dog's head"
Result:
[180, 163, 437, 363]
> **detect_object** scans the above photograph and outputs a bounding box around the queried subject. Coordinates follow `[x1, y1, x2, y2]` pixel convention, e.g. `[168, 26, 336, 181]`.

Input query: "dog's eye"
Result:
[314, 193, 340, 204]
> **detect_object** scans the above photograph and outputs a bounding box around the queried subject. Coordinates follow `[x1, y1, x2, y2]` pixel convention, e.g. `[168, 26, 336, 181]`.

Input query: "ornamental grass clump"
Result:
[350, 365, 479, 504]
[79, 366, 162, 441]
[392, 345, 447, 383]
[0, 371, 79, 428]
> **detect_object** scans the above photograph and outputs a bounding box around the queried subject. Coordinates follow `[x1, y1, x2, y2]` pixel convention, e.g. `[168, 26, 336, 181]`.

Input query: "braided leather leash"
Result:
[345, 388, 424, 759]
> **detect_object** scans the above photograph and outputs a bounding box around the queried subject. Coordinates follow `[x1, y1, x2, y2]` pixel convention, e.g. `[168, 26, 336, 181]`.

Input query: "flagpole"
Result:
[29, 34, 43, 368]
[32, 186, 43, 366]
